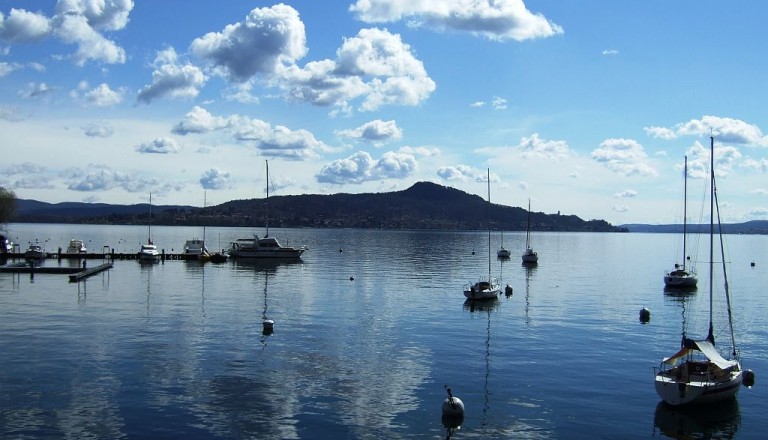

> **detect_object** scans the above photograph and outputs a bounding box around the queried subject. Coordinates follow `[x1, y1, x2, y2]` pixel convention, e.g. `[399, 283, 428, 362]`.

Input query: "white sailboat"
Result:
[137, 193, 161, 263]
[464, 169, 500, 300]
[664, 156, 698, 289]
[228, 160, 308, 259]
[521, 199, 538, 264]
[654, 137, 744, 406]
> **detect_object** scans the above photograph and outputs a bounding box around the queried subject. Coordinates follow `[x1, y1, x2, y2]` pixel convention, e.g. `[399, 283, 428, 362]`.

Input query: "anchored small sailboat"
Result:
[464, 169, 500, 300]
[521, 199, 538, 264]
[654, 137, 745, 406]
[664, 156, 698, 289]
[137, 193, 161, 263]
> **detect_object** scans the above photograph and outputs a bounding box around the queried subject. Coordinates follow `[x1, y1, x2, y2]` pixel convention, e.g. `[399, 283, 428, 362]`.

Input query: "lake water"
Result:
[0, 223, 766, 439]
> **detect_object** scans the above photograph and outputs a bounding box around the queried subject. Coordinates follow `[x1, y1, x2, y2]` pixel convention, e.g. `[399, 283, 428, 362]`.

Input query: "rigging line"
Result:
[712, 156, 738, 357]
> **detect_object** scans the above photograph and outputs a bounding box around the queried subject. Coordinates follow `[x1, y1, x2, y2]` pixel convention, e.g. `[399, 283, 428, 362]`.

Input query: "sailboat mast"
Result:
[203, 190, 207, 242]
[708, 137, 714, 342]
[526, 199, 531, 249]
[682, 156, 688, 271]
[265, 159, 270, 238]
[148, 193, 152, 244]
[487, 168, 491, 280]
[710, 136, 738, 354]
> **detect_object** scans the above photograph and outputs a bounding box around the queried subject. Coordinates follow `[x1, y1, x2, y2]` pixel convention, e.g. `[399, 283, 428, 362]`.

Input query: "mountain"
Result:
[620, 220, 768, 234]
[11, 181, 624, 232]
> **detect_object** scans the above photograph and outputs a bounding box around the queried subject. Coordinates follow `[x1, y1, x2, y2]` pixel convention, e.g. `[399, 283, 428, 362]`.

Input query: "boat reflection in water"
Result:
[462, 297, 500, 430]
[653, 399, 740, 439]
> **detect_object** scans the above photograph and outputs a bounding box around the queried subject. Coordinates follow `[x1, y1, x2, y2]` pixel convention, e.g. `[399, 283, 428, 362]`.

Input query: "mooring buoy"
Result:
[639, 307, 651, 323]
[442, 385, 464, 417]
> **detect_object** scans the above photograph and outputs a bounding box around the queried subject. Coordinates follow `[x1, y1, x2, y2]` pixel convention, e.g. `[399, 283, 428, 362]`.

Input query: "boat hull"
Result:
[137, 244, 161, 263]
[655, 368, 742, 406]
[463, 279, 500, 300]
[664, 271, 698, 288]
[522, 249, 538, 263]
[229, 248, 305, 259]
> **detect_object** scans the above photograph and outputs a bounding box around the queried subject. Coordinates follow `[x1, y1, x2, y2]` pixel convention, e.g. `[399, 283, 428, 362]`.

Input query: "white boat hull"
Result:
[137, 244, 161, 262]
[463, 279, 500, 300]
[655, 368, 742, 406]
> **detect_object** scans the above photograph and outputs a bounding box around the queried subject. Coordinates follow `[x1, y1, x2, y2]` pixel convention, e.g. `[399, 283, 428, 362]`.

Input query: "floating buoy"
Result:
[442, 385, 464, 417]
[262, 319, 274, 335]
[639, 307, 651, 323]
[471, 250, 475, 255]
[505, 284, 513, 297]
[339, 248, 343, 253]
[743, 369, 756, 387]
[750, 261, 755, 267]
[349, 276, 355, 281]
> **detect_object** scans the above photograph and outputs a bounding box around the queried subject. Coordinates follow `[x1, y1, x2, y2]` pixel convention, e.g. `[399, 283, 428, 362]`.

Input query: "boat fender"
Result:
[743, 369, 756, 387]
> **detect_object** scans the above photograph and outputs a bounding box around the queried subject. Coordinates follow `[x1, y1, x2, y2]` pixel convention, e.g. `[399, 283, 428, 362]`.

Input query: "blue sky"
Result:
[1, 1, 767, 225]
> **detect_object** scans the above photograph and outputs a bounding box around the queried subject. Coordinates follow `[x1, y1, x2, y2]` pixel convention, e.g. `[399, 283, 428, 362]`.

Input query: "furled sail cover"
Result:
[693, 340, 738, 370]
[661, 346, 692, 366]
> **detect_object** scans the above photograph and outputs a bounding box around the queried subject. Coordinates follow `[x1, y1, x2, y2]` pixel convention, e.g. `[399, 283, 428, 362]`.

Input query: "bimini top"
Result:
[661, 339, 738, 370]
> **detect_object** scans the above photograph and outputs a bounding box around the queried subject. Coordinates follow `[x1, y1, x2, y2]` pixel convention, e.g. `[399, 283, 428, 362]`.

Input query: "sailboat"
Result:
[497, 227, 511, 259]
[464, 169, 501, 300]
[664, 156, 698, 289]
[521, 199, 538, 264]
[137, 193, 161, 263]
[184, 192, 210, 260]
[228, 160, 308, 259]
[654, 137, 744, 406]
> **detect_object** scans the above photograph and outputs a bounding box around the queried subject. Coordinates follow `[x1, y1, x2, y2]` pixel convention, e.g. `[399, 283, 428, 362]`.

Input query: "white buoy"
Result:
[442, 385, 464, 416]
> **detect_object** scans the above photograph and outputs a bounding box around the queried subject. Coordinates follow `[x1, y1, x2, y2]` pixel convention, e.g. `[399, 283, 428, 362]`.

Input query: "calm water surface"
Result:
[0, 224, 766, 439]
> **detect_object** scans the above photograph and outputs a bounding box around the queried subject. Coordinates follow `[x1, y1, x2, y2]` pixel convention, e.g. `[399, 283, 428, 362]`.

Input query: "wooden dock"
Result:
[2, 250, 205, 261]
[69, 262, 114, 282]
[0, 261, 114, 282]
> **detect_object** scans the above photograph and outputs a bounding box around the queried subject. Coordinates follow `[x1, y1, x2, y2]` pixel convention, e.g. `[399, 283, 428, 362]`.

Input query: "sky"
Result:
[1, 0, 767, 225]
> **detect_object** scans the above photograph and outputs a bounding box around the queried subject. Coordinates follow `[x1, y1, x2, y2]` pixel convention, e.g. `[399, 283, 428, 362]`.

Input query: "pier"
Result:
[0, 249, 217, 281]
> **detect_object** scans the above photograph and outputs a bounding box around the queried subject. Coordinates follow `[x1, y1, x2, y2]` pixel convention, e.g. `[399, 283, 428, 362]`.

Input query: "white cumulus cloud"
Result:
[591, 138, 657, 177]
[349, 0, 563, 41]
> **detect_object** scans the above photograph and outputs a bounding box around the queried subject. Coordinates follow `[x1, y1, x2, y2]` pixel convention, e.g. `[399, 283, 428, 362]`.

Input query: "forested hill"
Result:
[12, 181, 624, 232]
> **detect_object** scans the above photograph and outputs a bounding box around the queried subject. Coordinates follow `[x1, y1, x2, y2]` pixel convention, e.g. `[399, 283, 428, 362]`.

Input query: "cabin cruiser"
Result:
[228, 234, 307, 259]
[66, 239, 87, 254]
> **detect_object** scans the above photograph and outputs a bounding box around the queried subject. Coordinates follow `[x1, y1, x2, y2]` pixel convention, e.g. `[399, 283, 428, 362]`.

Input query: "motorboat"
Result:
[137, 242, 161, 263]
[228, 160, 307, 259]
[229, 235, 306, 259]
[66, 239, 87, 254]
[24, 242, 45, 263]
[184, 239, 209, 256]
